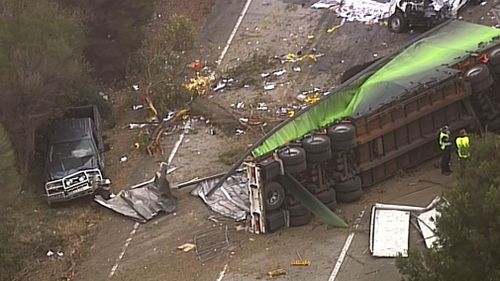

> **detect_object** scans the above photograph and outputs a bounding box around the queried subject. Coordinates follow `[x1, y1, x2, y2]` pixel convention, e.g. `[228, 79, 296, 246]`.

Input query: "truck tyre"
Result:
[332, 139, 357, 151]
[264, 182, 285, 211]
[388, 10, 407, 34]
[328, 124, 356, 142]
[334, 176, 362, 193]
[488, 48, 500, 66]
[306, 150, 332, 163]
[289, 212, 312, 227]
[472, 75, 494, 93]
[325, 200, 337, 211]
[278, 147, 306, 166]
[288, 203, 310, 217]
[465, 64, 491, 85]
[315, 188, 336, 204]
[266, 210, 286, 232]
[258, 158, 282, 182]
[302, 135, 331, 153]
[337, 188, 363, 203]
[284, 161, 307, 174]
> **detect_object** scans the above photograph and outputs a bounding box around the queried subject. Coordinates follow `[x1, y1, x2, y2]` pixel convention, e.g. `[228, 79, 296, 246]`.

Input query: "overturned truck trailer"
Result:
[212, 20, 500, 234]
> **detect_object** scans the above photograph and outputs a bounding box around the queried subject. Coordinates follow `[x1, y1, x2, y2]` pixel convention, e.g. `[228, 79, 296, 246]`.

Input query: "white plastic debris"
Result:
[293, 66, 302, 72]
[373, 53, 378, 57]
[235, 129, 246, 135]
[264, 83, 276, 91]
[272, 69, 287, 77]
[132, 85, 140, 91]
[120, 156, 128, 163]
[98, 92, 109, 101]
[260, 73, 270, 78]
[236, 102, 245, 110]
[132, 105, 144, 110]
[46, 250, 55, 257]
[57, 251, 64, 257]
[296, 93, 308, 102]
[256, 103, 268, 111]
[239, 117, 249, 123]
[214, 80, 227, 92]
[127, 123, 147, 129]
[480, 1, 487, 6]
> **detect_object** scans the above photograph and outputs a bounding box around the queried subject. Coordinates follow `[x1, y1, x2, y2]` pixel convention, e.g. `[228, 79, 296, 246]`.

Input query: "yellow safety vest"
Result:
[439, 132, 451, 150]
[455, 136, 470, 159]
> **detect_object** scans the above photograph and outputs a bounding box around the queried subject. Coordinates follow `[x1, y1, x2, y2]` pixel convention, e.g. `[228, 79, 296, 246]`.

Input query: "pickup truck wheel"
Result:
[306, 150, 332, 163]
[388, 11, 407, 33]
[337, 188, 363, 203]
[289, 212, 312, 227]
[334, 176, 362, 193]
[266, 210, 286, 232]
[465, 64, 491, 85]
[278, 147, 306, 166]
[288, 203, 310, 217]
[488, 48, 500, 66]
[302, 135, 331, 153]
[264, 182, 285, 211]
[328, 124, 356, 142]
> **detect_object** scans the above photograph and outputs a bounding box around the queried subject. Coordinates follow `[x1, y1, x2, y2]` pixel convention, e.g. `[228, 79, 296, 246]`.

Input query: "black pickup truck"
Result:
[44, 105, 109, 204]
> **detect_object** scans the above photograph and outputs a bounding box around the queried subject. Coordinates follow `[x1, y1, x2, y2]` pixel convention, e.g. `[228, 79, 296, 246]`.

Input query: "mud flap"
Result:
[277, 173, 348, 228]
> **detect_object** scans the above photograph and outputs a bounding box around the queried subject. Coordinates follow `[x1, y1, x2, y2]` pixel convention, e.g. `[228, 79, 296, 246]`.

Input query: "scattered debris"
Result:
[256, 103, 269, 111]
[98, 92, 109, 101]
[194, 226, 230, 263]
[417, 208, 440, 248]
[188, 60, 205, 72]
[267, 268, 287, 278]
[291, 259, 311, 266]
[132, 104, 144, 111]
[132, 85, 139, 91]
[327, 24, 342, 33]
[260, 72, 270, 78]
[120, 156, 128, 163]
[213, 80, 227, 92]
[46, 250, 55, 257]
[264, 83, 276, 91]
[177, 243, 196, 252]
[127, 123, 148, 130]
[272, 69, 287, 77]
[293, 66, 302, 72]
[230, 102, 245, 110]
[235, 128, 246, 136]
[235, 225, 246, 231]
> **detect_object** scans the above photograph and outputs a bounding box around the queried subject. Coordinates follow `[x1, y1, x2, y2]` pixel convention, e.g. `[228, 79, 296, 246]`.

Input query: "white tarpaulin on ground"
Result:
[192, 172, 249, 221]
[311, 0, 468, 23]
[370, 207, 410, 257]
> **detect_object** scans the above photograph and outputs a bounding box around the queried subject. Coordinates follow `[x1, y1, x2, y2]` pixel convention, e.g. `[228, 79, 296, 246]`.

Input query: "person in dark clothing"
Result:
[439, 125, 452, 175]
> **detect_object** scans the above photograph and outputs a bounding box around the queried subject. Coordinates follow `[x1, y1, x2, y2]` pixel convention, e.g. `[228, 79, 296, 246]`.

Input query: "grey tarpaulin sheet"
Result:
[192, 173, 249, 221]
[95, 170, 177, 223]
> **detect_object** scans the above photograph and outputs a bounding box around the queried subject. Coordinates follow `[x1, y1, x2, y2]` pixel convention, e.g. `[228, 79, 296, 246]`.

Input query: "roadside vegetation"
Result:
[397, 132, 500, 281]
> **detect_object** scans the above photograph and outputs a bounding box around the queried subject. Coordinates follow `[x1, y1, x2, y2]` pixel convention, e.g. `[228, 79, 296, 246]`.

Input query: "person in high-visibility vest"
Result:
[439, 125, 452, 175]
[455, 129, 470, 160]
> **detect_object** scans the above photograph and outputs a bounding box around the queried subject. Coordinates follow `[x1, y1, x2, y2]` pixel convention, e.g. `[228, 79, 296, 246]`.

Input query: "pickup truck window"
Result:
[49, 139, 96, 162]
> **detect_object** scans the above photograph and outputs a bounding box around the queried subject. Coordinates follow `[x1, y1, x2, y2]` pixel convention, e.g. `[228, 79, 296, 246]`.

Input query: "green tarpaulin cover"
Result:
[252, 20, 500, 158]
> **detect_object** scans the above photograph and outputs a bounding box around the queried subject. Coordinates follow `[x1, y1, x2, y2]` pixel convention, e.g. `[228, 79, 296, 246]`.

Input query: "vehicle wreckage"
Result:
[200, 20, 500, 234]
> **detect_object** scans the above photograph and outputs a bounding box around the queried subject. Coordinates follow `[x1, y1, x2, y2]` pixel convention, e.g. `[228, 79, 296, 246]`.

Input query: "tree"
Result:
[397, 132, 500, 281]
[0, 0, 103, 181]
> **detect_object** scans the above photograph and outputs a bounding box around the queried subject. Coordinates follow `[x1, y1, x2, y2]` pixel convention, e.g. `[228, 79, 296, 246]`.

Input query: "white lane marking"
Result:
[108, 129, 187, 279]
[328, 210, 365, 281]
[108, 222, 140, 279]
[216, 264, 229, 281]
[216, 0, 253, 66]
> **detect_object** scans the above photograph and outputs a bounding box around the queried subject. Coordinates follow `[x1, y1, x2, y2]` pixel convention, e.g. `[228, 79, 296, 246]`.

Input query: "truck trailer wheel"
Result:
[315, 188, 336, 204]
[337, 188, 363, 203]
[266, 210, 286, 232]
[472, 75, 494, 93]
[289, 212, 312, 227]
[465, 64, 491, 85]
[264, 182, 285, 211]
[334, 176, 362, 193]
[278, 147, 306, 166]
[488, 48, 500, 66]
[284, 161, 307, 174]
[388, 11, 407, 33]
[302, 135, 331, 153]
[328, 124, 356, 142]
[288, 203, 310, 217]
